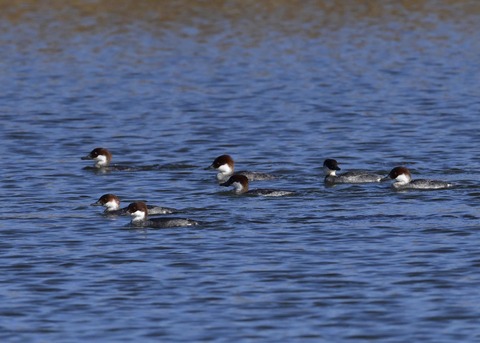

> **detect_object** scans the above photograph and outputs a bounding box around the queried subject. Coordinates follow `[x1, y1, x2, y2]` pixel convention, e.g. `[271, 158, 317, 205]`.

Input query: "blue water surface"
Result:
[0, 1, 479, 342]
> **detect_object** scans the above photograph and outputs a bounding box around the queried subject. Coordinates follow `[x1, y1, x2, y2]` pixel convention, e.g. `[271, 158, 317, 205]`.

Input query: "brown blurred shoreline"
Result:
[1, 0, 478, 28]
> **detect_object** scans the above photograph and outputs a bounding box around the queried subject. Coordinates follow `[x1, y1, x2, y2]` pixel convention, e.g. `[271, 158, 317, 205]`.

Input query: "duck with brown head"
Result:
[81, 147, 171, 171]
[126, 202, 198, 228]
[92, 194, 177, 215]
[220, 175, 295, 197]
[206, 154, 276, 182]
[385, 166, 452, 190]
[82, 147, 112, 168]
[323, 158, 383, 184]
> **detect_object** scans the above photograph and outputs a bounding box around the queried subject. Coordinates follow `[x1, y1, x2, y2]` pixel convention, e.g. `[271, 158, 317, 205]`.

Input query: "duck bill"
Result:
[81, 154, 93, 160]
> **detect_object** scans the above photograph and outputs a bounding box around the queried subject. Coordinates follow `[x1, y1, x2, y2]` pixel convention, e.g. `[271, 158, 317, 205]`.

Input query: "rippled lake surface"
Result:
[1, 1, 480, 342]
